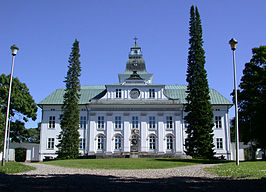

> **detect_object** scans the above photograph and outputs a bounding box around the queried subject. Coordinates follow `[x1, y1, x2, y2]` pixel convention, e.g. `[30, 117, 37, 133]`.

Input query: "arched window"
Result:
[149, 135, 156, 150]
[97, 135, 104, 150]
[166, 135, 173, 150]
[115, 135, 122, 150]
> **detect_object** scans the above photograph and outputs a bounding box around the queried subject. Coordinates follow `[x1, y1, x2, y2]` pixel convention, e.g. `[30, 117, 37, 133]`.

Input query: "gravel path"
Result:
[16, 162, 218, 178]
[3, 163, 265, 192]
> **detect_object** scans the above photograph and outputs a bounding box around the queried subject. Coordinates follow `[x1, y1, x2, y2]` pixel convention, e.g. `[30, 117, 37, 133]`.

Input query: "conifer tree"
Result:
[57, 39, 81, 159]
[184, 6, 215, 159]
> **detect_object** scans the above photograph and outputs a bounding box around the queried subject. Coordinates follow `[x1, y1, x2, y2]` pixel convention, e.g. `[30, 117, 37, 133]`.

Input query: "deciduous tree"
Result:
[0, 74, 37, 150]
[237, 46, 266, 151]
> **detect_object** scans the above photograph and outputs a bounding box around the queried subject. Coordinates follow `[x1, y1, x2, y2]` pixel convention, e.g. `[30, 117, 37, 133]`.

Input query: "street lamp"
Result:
[229, 38, 239, 166]
[1, 44, 19, 166]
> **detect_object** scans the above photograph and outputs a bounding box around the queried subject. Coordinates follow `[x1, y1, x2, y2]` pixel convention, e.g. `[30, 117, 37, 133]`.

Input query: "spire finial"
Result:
[133, 37, 138, 46]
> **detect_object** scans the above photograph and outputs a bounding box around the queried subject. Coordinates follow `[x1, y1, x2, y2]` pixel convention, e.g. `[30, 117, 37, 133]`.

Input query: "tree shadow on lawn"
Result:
[153, 158, 230, 164]
[0, 173, 265, 192]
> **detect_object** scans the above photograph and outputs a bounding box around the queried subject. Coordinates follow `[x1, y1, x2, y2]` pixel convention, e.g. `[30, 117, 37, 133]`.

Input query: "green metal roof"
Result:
[164, 85, 232, 105]
[38, 85, 232, 106]
[38, 86, 106, 105]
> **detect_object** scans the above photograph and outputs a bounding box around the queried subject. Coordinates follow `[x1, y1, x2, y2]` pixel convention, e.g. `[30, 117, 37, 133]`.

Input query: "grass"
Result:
[0, 161, 36, 174]
[41, 158, 227, 170]
[205, 161, 266, 179]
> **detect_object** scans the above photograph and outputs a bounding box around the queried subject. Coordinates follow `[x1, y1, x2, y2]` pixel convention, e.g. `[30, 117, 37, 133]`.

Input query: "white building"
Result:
[38, 42, 232, 161]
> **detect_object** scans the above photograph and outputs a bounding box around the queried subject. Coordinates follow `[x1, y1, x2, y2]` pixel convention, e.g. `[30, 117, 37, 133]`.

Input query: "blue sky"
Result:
[1, 0, 265, 128]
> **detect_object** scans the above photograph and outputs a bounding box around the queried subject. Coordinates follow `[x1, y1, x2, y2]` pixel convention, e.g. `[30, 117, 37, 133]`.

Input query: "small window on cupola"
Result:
[116, 89, 122, 98]
[149, 89, 155, 98]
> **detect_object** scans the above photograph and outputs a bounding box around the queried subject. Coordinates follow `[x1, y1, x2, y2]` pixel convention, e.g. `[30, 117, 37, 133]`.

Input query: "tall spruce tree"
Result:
[57, 39, 81, 159]
[184, 6, 215, 159]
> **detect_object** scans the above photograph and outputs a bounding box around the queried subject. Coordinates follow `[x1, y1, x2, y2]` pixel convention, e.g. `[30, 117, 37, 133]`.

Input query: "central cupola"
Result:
[118, 38, 153, 84]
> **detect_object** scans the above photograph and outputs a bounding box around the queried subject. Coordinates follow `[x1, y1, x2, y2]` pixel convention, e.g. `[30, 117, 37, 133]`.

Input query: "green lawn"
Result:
[205, 161, 266, 179]
[0, 162, 36, 174]
[41, 158, 226, 170]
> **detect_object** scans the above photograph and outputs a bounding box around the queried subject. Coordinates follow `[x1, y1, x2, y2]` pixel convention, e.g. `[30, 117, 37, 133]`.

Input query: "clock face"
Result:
[130, 88, 140, 99]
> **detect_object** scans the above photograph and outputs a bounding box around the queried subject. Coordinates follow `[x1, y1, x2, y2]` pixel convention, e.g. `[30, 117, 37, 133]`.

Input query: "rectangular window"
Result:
[149, 136, 156, 150]
[116, 89, 122, 98]
[98, 116, 104, 129]
[97, 135, 104, 150]
[80, 116, 86, 129]
[149, 89, 155, 98]
[49, 116, 55, 128]
[79, 138, 85, 149]
[149, 116, 156, 129]
[166, 136, 173, 150]
[115, 135, 122, 150]
[132, 116, 138, 129]
[216, 138, 223, 149]
[115, 116, 122, 129]
[47, 138, 55, 149]
[215, 116, 222, 128]
[166, 116, 173, 129]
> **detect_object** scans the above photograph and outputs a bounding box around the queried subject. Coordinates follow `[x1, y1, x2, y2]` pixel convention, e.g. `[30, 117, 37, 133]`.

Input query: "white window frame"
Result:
[115, 116, 122, 130]
[80, 116, 86, 129]
[49, 116, 55, 129]
[215, 116, 222, 128]
[149, 135, 156, 150]
[166, 116, 173, 129]
[97, 116, 105, 129]
[149, 116, 156, 130]
[216, 138, 223, 149]
[97, 135, 104, 150]
[79, 138, 85, 149]
[132, 116, 139, 129]
[115, 89, 122, 98]
[166, 135, 173, 150]
[47, 138, 55, 149]
[114, 135, 122, 150]
[149, 89, 155, 98]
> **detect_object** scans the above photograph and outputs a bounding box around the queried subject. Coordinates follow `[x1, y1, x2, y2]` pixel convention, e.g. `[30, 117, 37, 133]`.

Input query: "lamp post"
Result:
[229, 38, 239, 166]
[7, 116, 11, 162]
[1, 44, 19, 166]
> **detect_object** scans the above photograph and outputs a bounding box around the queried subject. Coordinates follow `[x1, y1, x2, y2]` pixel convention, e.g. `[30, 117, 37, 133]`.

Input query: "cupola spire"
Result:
[134, 37, 138, 47]
[118, 39, 153, 84]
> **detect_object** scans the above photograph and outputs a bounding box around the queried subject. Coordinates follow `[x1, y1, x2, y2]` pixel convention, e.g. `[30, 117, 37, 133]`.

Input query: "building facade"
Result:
[39, 42, 232, 161]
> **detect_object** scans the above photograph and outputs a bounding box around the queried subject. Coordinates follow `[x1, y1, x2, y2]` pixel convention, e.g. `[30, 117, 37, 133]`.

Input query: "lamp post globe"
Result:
[10, 44, 19, 56]
[229, 38, 238, 51]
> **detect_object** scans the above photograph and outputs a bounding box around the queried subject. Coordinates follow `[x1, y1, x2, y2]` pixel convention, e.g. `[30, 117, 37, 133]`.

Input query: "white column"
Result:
[88, 118, 95, 154]
[140, 116, 147, 152]
[106, 116, 113, 154]
[157, 116, 164, 153]
[175, 117, 182, 153]
[123, 116, 130, 152]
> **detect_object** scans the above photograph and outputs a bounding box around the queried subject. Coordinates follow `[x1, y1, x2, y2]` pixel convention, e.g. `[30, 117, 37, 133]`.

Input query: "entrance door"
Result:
[130, 135, 139, 152]
[15, 148, 27, 162]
